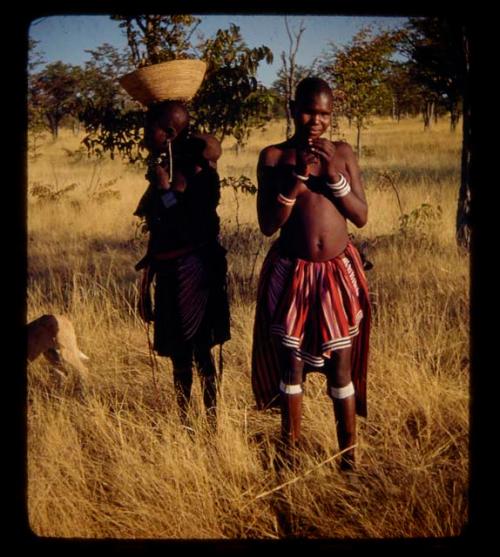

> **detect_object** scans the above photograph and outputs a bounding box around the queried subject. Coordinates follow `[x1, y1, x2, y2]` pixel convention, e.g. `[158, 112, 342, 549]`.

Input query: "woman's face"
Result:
[292, 91, 333, 141]
[145, 102, 189, 153]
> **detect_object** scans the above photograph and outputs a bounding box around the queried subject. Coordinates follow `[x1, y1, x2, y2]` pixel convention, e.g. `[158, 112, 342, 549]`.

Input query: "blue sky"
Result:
[29, 14, 408, 87]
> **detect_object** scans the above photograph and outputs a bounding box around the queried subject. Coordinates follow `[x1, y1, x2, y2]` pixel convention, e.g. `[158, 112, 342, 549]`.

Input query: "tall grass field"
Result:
[27, 117, 469, 539]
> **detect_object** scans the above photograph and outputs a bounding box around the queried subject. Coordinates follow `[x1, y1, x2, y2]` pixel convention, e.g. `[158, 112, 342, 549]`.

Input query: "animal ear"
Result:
[44, 347, 62, 366]
[79, 351, 90, 362]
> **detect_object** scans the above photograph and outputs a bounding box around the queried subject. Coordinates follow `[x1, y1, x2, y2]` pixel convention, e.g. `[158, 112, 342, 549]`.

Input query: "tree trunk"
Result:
[47, 114, 58, 139]
[423, 100, 434, 129]
[356, 122, 362, 156]
[450, 104, 460, 132]
[285, 103, 293, 140]
[456, 31, 471, 251]
[285, 66, 294, 140]
[281, 18, 305, 140]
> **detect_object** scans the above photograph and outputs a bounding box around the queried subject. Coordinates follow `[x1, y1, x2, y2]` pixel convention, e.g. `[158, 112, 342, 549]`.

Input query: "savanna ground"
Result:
[27, 117, 469, 539]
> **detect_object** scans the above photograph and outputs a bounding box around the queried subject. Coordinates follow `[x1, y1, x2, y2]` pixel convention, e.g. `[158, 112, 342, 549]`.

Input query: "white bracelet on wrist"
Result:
[326, 172, 351, 198]
[277, 192, 296, 207]
[292, 170, 310, 182]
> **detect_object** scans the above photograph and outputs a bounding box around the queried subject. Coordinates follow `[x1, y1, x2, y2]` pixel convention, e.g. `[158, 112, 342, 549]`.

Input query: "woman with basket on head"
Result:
[120, 60, 230, 432]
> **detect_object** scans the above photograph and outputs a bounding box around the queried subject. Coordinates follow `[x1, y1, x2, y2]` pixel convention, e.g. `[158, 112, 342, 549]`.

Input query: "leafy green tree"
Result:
[81, 19, 274, 162]
[111, 15, 201, 66]
[322, 27, 403, 154]
[80, 16, 202, 161]
[401, 17, 465, 132]
[28, 39, 47, 157]
[192, 23, 274, 144]
[401, 17, 470, 249]
[27, 39, 45, 129]
[80, 43, 133, 108]
[385, 61, 427, 120]
[78, 44, 143, 158]
[30, 62, 83, 139]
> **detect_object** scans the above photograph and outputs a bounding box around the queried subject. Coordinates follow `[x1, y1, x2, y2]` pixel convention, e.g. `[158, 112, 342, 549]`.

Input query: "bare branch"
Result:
[135, 16, 147, 35]
[185, 19, 201, 50]
[281, 17, 306, 138]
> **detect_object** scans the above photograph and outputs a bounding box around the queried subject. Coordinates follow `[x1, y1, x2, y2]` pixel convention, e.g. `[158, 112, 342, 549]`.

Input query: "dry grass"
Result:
[27, 116, 468, 539]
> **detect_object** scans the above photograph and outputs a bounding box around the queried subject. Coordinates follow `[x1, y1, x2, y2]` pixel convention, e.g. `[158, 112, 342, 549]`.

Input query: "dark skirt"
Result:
[153, 242, 231, 356]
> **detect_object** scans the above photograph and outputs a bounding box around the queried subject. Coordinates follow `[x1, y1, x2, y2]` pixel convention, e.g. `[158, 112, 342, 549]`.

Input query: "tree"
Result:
[322, 27, 403, 154]
[384, 61, 423, 120]
[81, 43, 133, 108]
[401, 17, 470, 249]
[30, 62, 83, 139]
[79, 15, 204, 161]
[27, 39, 46, 157]
[401, 18, 465, 132]
[192, 24, 274, 144]
[27, 38, 45, 131]
[79, 46, 144, 161]
[271, 63, 311, 121]
[280, 17, 306, 139]
[28, 38, 44, 73]
[81, 19, 274, 162]
[111, 15, 201, 66]
[455, 24, 471, 250]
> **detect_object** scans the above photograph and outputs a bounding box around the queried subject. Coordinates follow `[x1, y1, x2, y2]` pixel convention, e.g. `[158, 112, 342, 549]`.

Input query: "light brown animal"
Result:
[27, 314, 89, 385]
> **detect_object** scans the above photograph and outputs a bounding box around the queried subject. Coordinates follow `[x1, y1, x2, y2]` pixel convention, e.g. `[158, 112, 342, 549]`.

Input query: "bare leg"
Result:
[326, 347, 357, 470]
[171, 345, 193, 426]
[333, 395, 356, 470]
[194, 343, 217, 432]
[277, 344, 305, 452]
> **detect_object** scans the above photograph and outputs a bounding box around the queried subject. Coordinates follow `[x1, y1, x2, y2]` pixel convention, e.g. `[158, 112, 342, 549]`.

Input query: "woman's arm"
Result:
[311, 139, 368, 228]
[257, 146, 308, 236]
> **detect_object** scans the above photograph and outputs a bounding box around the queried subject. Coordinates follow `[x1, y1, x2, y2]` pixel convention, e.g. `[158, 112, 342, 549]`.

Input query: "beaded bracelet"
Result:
[326, 172, 351, 198]
[277, 192, 296, 207]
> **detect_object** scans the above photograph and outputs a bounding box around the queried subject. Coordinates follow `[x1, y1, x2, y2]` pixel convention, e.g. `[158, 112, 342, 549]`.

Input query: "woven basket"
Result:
[119, 59, 207, 106]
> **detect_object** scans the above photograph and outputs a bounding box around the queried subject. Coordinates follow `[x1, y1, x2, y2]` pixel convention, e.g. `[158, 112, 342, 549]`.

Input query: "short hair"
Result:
[294, 77, 333, 103]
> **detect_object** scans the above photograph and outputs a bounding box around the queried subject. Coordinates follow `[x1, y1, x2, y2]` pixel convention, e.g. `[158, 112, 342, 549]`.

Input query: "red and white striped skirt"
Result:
[251, 241, 371, 416]
[268, 249, 363, 367]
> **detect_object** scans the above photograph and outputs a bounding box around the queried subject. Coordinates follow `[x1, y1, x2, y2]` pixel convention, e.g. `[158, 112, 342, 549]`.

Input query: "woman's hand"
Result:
[171, 169, 188, 192]
[309, 138, 341, 181]
[154, 164, 171, 190]
[295, 145, 319, 177]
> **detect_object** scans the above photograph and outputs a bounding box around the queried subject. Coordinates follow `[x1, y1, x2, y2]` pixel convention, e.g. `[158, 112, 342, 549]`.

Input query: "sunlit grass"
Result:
[27, 116, 468, 538]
